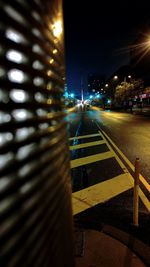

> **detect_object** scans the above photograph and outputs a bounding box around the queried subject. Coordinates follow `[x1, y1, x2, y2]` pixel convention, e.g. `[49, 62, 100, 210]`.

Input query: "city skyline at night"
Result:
[63, 0, 150, 94]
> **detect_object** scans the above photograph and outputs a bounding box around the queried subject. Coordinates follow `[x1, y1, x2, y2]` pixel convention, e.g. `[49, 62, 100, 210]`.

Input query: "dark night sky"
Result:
[63, 0, 150, 95]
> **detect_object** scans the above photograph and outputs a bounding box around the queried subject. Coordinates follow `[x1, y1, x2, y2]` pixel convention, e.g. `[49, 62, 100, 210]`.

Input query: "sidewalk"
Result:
[75, 227, 150, 267]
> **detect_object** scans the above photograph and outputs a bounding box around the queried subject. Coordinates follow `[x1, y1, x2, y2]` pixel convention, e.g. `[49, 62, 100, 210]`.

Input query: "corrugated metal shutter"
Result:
[0, 0, 74, 266]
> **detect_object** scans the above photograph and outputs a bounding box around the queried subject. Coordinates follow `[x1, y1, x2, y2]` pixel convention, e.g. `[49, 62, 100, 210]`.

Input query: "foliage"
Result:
[114, 78, 143, 103]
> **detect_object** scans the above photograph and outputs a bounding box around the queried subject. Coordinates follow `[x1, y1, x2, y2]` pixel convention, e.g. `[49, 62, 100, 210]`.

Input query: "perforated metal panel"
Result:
[0, 1, 74, 266]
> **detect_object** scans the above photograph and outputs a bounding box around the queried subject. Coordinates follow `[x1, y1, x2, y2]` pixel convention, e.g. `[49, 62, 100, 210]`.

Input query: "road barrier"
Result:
[133, 158, 140, 226]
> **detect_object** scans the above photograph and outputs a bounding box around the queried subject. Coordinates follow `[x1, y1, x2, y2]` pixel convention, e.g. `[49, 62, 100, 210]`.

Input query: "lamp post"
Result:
[114, 75, 118, 80]
[124, 75, 132, 82]
[110, 75, 119, 101]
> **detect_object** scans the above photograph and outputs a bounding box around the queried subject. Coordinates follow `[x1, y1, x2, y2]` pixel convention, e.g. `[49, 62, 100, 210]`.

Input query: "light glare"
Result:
[8, 69, 25, 83]
[10, 89, 27, 102]
[52, 20, 62, 38]
[7, 50, 23, 63]
[6, 29, 23, 43]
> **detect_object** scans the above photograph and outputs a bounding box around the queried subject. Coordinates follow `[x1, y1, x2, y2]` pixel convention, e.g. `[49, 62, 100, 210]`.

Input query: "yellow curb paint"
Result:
[70, 140, 105, 150]
[72, 173, 133, 215]
[71, 151, 114, 169]
[69, 133, 101, 141]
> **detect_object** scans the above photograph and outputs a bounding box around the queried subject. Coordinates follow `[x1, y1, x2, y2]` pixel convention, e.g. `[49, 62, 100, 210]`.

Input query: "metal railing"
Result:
[0, 0, 74, 266]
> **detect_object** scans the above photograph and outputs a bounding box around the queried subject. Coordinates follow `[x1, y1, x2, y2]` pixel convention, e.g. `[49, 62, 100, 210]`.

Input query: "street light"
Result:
[124, 75, 132, 82]
[114, 75, 118, 80]
[70, 93, 74, 98]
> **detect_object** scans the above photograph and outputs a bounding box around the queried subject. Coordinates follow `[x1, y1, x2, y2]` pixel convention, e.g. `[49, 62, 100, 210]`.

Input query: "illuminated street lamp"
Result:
[114, 75, 118, 80]
[124, 75, 132, 82]
[105, 83, 109, 87]
[96, 94, 101, 99]
[107, 99, 111, 104]
[70, 93, 74, 98]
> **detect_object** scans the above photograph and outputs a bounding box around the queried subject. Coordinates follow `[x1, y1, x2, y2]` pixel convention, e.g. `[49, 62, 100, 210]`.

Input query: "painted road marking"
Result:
[72, 173, 133, 215]
[97, 130, 129, 174]
[95, 125, 150, 212]
[71, 151, 114, 169]
[70, 126, 150, 213]
[101, 129, 150, 192]
[70, 140, 105, 150]
[69, 133, 101, 141]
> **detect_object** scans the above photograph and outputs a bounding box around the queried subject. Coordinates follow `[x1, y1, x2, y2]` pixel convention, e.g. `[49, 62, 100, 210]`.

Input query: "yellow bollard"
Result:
[133, 158, 140, 226]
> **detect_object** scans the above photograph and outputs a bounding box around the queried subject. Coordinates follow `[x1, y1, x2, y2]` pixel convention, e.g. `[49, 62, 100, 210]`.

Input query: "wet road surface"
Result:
[66, 108, 150, 246]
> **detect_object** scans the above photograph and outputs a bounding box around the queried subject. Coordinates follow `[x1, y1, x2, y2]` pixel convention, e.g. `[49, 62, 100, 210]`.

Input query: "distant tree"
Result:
[130, 78, 144, 96]
[92, 97, 103, 107]
[114, 78, 143, 105]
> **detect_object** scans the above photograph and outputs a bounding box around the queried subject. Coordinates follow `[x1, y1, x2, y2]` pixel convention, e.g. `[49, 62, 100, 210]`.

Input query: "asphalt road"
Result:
[68, 108, 150, 182]
[67, 108, 150, 247]
[94, 109, 150, 182]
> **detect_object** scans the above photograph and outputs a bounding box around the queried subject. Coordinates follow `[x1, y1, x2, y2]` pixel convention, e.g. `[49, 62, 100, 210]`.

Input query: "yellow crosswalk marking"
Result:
[99, 129, 150, 212]
[71, 151, 114, 169]
[69, 133, 101, 141]
[72, 173, 133, 215]
[101, 129, 150, 192]
[70, 140, 105, 150]
[70, 129, 150, 213]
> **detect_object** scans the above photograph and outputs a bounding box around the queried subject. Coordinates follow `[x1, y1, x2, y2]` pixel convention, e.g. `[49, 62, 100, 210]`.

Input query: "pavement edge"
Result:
[102, 224, 150, 266]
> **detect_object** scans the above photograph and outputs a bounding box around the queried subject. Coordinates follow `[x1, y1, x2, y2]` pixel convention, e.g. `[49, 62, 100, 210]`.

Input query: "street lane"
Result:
[66, 108, 150, 246]
[67, 108, 149, 203]
[94, 109, 150, 182]
[67, 108, 150, 190]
